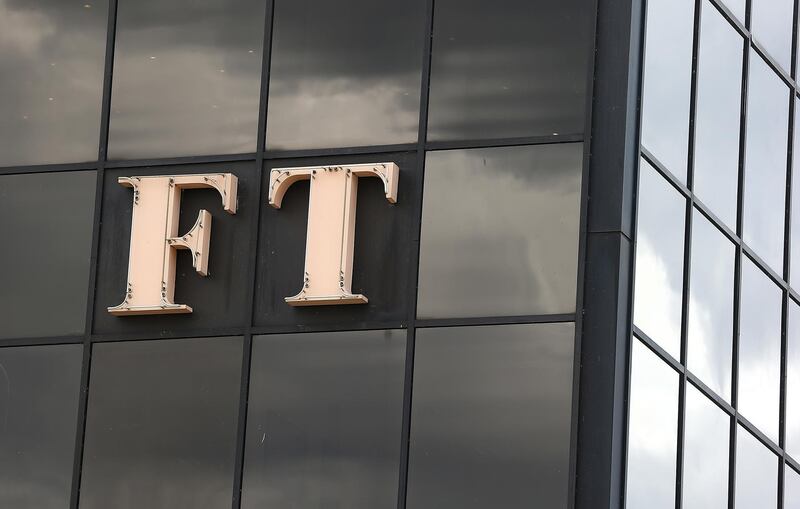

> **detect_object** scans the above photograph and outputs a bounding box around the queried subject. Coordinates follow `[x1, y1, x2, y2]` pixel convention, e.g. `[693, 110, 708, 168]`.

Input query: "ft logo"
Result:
[108, 163, 399, 316]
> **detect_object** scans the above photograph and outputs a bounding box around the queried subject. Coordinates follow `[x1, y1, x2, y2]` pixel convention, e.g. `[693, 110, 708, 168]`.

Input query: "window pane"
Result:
[0, 1, 106, 166]
[751, 0, 794, 72]
[786, 466, 800, 509]
[734, 426, 778, 508]
[406, 323, 574, 509]
[108, 0, 265, 159]
[242, 330, 405, 509]
[738, 258, 782, 442]
[634, 159, 686, 359]
[265, 0, 424, 150]
[417, 144, 582, 318]
[0, 171, 96, 339]
[641, 0, 694, 182]
[687, 210, 735, 400]
[790, 97, 800, 287]
[79, 337, 242, 509]
[721, 0, 746, 21]
[0, 344, 82, 509]
[693, 1, 743, 229]
[682, 384, 730, 509]
[426, 0, 593, 141]
[743, 51, 789, 274]
[625, 339, 679, 509]
[787, 300, 800, 457]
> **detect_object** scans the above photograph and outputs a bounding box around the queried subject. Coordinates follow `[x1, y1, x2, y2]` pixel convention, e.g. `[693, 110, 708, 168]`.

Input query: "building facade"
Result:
[0, 0, 798, 508]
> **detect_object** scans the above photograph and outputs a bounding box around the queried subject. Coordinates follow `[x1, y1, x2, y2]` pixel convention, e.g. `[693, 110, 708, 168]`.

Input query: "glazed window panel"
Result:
[790, 96, 800, 288]
[786, 299, 800, 458]
[751, 0, 794, 72]
[786, 466, 800, 507]
[734, 426, 778, 508]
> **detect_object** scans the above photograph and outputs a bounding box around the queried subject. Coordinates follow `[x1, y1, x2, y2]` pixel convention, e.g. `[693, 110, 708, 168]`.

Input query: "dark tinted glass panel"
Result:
[641, 0, 694, 182]
[266, 0, 424, 150]
[634, 159, 686, 359]
[787, 467, 800, 508]
[0, 1, 106, 166]
[791, 97, 800, 287]
[625, 339, 679, 509]
[0, 171, 96, 339]
[735, 426, 778, 508]
[682, 385, 729, 509]
[417, 144, 582, 318]
[0, 344, 82, 509]
[108, 0, 265, 159]
[406, 323, 574, 509]
[738, 258, 782, 442]
[787, 300, 800, 457]
[242, 330, 405, 509]
[79, 337, 242, 509]
[751, 0, 794, 71]
[426, 0, 593, 141]
[687, 211, 735, 400]
[743, 51, 789, 273]
[693, 2, 743, 229]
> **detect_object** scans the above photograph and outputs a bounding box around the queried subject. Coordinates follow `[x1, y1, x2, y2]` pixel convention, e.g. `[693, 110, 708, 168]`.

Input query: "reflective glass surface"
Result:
[108, 0, 265, 159]
[751, 0, 794, 72]
[417, 144, 582, 318]
[734, 426, 778, 508]
[79, 337, 242, 509]
[721, 0, 746, 21]
[0, 0, 107, 166]
[406, 323, 574, 509]
[0, 171, 96, 339]
[687, 210, 735, 400]
[787, 467, 800, 509]
[682, 384, 729, 509]
[242, 330, 405, 509]
[426, 0, 593, 141]
[641, 0, 694, 182]
[693, 1, 743, 229]
[743, 50, 789, 274]
[266, 0, 424, 150]
[0, 344, 82, 509]
[787, 300, 800, 457]
[738, 258, 782, 442]
[791, 97, 800, 287]
[625, 339, 679, 509]
[634, 159, 686, 359]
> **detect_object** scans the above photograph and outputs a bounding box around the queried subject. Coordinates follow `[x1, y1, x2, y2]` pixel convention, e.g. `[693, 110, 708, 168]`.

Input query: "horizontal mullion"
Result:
[414, 313, 576, 329]
[425, 133, 583, 152]
[0, 335, 85, 347]
[104, 152, 257, 169]
[89, 327, 248, 343]
[0, 161, 100, 175]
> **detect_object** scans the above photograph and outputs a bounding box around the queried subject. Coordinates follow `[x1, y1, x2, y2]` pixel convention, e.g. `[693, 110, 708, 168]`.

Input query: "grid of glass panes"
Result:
[629, 0, 800, 507]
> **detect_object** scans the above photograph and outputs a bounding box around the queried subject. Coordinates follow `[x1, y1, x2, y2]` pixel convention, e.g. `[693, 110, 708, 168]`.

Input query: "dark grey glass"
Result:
[751, 0, 794, 72]
[241, 330, 405, 509]
[417, 144, 582, 318]
[79, 337, 242, 509]
[108, 0, 265, 159]
[787, 300, 800, 458]
[625, 338, 679, 509]
[687, 210, 735, 401]
[0, 171, 96, 339]
[693, 1, 743, 229]
[0, 344, 82, 509]
[0, 1, 107, 167]
[634, 159, 686, 359]
[734, 426, 778, 508]
[641, 0, 694, 182]
[786, 466, 800, 509]
[738, 258, 782, 442]
[425, 0, 593, 141]
[266, 0, 424, 150]
[406, 323, 574, 509]
[791, 97, 800, 288]
[743, 50, 789, 274]
[682, 384, 729, 509]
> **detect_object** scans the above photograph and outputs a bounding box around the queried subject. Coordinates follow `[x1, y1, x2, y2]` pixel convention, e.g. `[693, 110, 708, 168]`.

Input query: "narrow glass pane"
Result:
[406, 323, 575, 509]
[720, 0, 746, 21]
[786, 466, 800, 509]
[417, 144, 582, 318]
[641, 0, 694, 182]
[735, 426, 778, 508]
[787, 300, 800, 458]
[108, 0, 265, 159]
[743, 51, 789, 274]
[265, 0, 424, 150]
[693, 1, 743, 229]
[687, 210, 735, 401]
[426, 0, 593, 141]
[242, 330, 406, 509]
[0, 0, 107, 166]
[625, 339, 679, 509]
[0, 171, 96, 339]
[634, 159, 686, 359]
[738, 258, 782, 443]
[0, 344, 82, 509]
[79, 337, 242, 509]
[751, 0, 794, 72]
[791, 97, 800, 288]
[682, 384, 730, 509]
